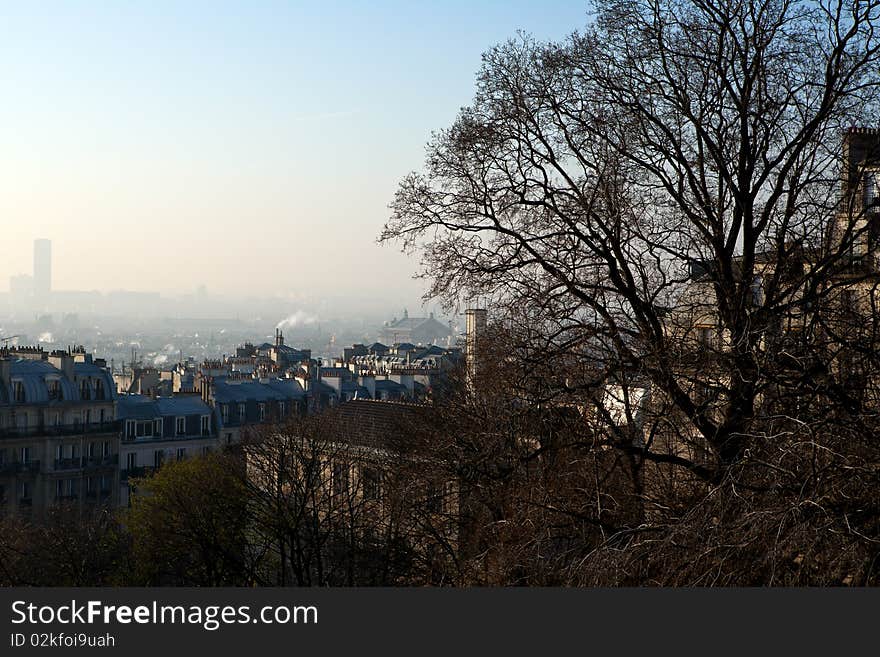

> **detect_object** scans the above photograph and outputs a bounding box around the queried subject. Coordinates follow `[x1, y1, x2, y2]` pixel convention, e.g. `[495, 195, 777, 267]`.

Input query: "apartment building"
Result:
[117, 393, 219, 507]
[0, 346, 119, 517]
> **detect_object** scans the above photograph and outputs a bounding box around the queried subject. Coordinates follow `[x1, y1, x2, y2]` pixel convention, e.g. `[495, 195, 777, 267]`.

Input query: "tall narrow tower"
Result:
[33, 239, 51, 299]
[465, 307, 487, 390]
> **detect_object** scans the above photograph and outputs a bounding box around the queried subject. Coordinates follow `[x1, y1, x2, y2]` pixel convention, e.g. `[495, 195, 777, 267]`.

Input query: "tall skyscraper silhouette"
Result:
[33, 238, 51, 298]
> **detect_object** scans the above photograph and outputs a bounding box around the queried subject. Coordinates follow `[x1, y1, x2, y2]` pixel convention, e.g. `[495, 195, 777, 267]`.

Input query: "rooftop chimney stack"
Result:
[465, 307, 487, 391]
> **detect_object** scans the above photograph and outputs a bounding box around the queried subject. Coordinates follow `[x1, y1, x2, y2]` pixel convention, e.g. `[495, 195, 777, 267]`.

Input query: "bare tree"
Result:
[383, 0, 880, 584]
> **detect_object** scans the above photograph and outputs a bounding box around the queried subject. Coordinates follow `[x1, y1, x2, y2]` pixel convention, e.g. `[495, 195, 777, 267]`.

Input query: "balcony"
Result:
[0, 461, 41, 475]
[84, 454, 118, 470]
[54, 454, 118, 471]
[0, 421, 121, 439]
[121, 466, 154, 482]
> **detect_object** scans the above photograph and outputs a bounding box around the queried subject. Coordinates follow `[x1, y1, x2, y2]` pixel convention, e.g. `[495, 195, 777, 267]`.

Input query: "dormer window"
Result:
[13, 381, 25, 403]
[48, 380, 62, 401]
[176, 417, 185, 436]
[94, 379, 105, 401]
[80, 379, 91, 401]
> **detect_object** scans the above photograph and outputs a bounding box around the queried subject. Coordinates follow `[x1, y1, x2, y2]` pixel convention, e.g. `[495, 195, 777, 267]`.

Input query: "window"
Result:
[362, 467, 380, 501]
[425, 482, 443, 513]
[19, 481, 31, 501]
[56, 479, 64, 498]
[697, 326, 715, 348]
[85, 409, 91, 426]
[279, 401, 286, 416]
[13, 381, 25, 403]
[202, 446, 211, 457]
[154, 419, 162, 436]
[332, 462, 349, 497]
[177, 447, 186, 461]
[221, 405, 229, 423]
[126, 420, 136, 439]
[238, 403, 246, 421]
[176, 416, 185, 435]
[80, 379, 91, 400]
[100, 475, 109, 492]
[102, 441, 110, 457]
[55, 444, 63, 460]
[88, 442, 97, 458]
[226, 433, 232, 445]
[19, 447, 31, 463]
[864, 169, 879, 210]
[87, 477, 96, 495]
[751, 276, 764, 306]
[200, 415, 209, 436]
[99, 409, 105, 425]
[259, 403, 266, 421]
[153, 450, 164, 468]
[126, 453, 137, 470]
[94, 379, 105, 400]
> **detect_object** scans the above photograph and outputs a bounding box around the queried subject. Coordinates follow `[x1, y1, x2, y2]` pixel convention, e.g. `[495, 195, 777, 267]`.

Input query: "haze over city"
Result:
[0, 1, 587, 306]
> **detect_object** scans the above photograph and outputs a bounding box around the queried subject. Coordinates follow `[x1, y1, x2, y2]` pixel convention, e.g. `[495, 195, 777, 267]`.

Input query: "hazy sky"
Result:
[0, 1, 588, 306]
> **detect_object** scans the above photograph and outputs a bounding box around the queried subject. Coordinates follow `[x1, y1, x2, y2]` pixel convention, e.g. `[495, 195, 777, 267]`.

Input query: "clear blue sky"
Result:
[0, 1, 589, 305]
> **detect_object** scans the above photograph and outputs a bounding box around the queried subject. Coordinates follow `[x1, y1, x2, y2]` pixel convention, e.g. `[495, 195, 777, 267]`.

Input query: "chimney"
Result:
[48, 351, 74, 380]
[359, 374, 376, 399]
[465, 307, 487, 388]
[389, 372, 414, 396]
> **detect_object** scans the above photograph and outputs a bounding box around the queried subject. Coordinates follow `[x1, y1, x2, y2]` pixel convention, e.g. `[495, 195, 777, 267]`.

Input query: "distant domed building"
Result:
[379, 310, 453, 346]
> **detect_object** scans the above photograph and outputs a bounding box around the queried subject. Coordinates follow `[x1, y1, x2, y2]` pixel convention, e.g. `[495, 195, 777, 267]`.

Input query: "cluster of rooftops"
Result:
[0, 336, 463, 438]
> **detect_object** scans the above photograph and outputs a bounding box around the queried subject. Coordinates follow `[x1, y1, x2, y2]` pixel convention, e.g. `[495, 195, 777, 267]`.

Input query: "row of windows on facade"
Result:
[321, 461, 453, 513]
[1, 476, 113, 505]
[10, 378, 107, 403]
[0, 475, 112, 504]
[0, 441, 112, 466]
[220, 401, 284, 424]
[124, 416, 211, 439]
[53, 476, 112, 498]
[123, 445, 212, 471]
[0, 408, 112, 431]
